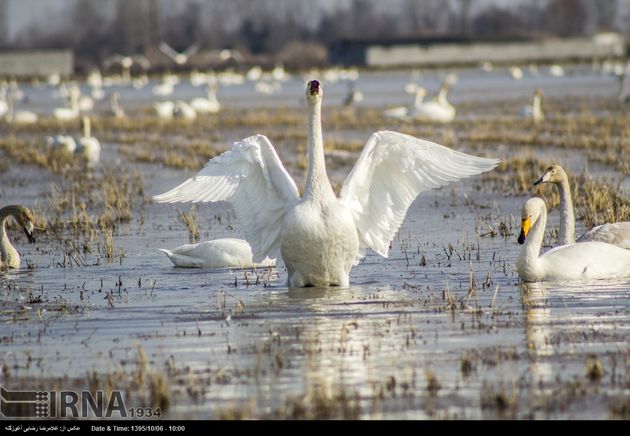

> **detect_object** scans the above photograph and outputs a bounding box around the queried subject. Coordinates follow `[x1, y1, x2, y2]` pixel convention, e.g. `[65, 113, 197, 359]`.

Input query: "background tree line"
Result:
[4, 0, 628, 69]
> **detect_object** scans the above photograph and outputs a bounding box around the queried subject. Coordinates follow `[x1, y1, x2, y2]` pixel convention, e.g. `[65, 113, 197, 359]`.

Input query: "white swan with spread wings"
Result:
[153, 80, 498, 287]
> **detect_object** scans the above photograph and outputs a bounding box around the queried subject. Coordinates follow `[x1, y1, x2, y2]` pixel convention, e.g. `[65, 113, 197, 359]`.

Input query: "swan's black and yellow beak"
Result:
[24, 224, 35, 243]
[533, 170, 550, 186]
[309, 80, 320, 95]
[518, 218, 531, 244]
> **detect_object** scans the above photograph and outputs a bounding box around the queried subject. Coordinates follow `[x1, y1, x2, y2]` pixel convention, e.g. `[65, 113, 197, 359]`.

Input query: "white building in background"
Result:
[332, 34, 626, 68]
[0, 50, 74, 77]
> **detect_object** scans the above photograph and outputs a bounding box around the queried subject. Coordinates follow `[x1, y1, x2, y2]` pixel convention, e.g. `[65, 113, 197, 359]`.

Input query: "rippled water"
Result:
[1, 67, 629, 419]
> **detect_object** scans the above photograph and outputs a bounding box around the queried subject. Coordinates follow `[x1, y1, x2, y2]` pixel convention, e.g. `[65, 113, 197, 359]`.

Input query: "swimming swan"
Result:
[517, 197, 630, 282]
[153, 80, 498, 288]
[0, 205, 36, 269]
[383, 87, 427, 119]
[191, 85, 221, 114]
[159, 238, 275, 268]
[409, 84, 455, 123]
[76, 116, 100, 166]
[534, 165, 630, 248]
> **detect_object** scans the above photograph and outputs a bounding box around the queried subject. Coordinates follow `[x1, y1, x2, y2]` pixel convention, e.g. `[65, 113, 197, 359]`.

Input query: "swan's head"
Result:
[533, 164, 567, 186]
[535, 88, 543, 97]
[518, 197, 545, 244]
[8, 205, 36, 243]
[306, 80, 322, 100]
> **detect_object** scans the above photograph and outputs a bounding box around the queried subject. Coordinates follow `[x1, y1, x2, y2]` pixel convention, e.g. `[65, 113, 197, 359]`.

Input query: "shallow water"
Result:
[1, 66, 629, 419]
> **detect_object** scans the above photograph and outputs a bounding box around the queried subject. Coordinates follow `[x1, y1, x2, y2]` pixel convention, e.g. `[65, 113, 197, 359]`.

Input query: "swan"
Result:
[153, 80, 499, 288]
[154, 101, 175, 120]
[103, 54, 151, 84]
[5, 94, 37, 124]
[159, 42, 200, 66]
[533, 164, 630, 248]
[173, 101, 197, 120]
[0, 84, 8, 118]
[78, 94, 94, 112]
[383, 87, 427, 119]
[255, 80, 281, 95]
[152, 80, 174, 97]
[517, 197, 630, 282]
[159, 238, 276, 268]
[342, 82, 363, 107]
[408, 83, 455, 123]
[509, 66, 524, 80]
[47, 134, 77, 153]
[190, 70, 208, 87]
[75, 116, 100, 166]
[519, 89, 544, 123]
[108, 92, 125, 118]
[191, 85, 221, 114]
[549, 65, 565, 77]
[54, 87, 80, 121]
[246, 66, 263, 82]
[1, 205, 36, 269]
[87, 69, 103, 89]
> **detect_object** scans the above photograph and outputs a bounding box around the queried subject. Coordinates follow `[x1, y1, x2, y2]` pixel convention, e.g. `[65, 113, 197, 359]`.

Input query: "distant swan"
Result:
[517, 197, 630, 282]
[75, 116, 100, 166]
[5, 93, 37, 124]
[191, 85, 220, 114]
[154, 101, 175, 120]
[154, 80, 498, 288]
[534, 164, 630, 248]
[383, 87, 427, 119]
[47, 134, 77, 153]
[54, 89, 80, 121]
[173, 101, 197, 120]
[108, 92, 125, 118]
[519, 89, 544, 123]
[0, 205, 36, 269]
[159, 238, 275, 268]
[409, 83, 455, 123]
[159, 42, 200, 66]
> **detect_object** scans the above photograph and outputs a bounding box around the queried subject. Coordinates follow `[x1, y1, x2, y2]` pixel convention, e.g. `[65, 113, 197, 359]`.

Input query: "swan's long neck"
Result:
[414, 91, 425, 107]
[303, 99, 334, 201]
[533, 93, 543, 120]
[518, 206, 547, 276]
[83, 117, 91, 138]
[437, 86, 448, 104]
[0, 207, 18, 266]
[556, 178, 575, 244]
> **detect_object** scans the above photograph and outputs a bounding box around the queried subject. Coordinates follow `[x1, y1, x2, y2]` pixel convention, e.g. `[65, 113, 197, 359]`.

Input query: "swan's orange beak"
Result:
[518, 218, 531, 244]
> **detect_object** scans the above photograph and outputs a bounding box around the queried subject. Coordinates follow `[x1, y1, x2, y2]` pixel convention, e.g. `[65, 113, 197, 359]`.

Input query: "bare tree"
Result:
[544, 0, 587, 37]
[593, 0, 618, 31]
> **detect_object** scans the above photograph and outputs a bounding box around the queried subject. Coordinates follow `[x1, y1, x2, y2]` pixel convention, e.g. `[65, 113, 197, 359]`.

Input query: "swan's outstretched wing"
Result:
[153, 135, 299, 261]
[183, 43, 201, 57]
[131, 55, 151, 70]
[340, 131, 499, 257]
[158, 42, 179, 61]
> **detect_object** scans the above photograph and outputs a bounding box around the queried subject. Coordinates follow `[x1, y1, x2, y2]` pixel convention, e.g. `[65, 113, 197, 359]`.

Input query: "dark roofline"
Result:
[332, 34, 535, 48]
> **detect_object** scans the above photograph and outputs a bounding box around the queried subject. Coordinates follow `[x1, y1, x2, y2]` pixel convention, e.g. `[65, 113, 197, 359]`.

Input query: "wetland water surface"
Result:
[1, 68, 629, 419]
